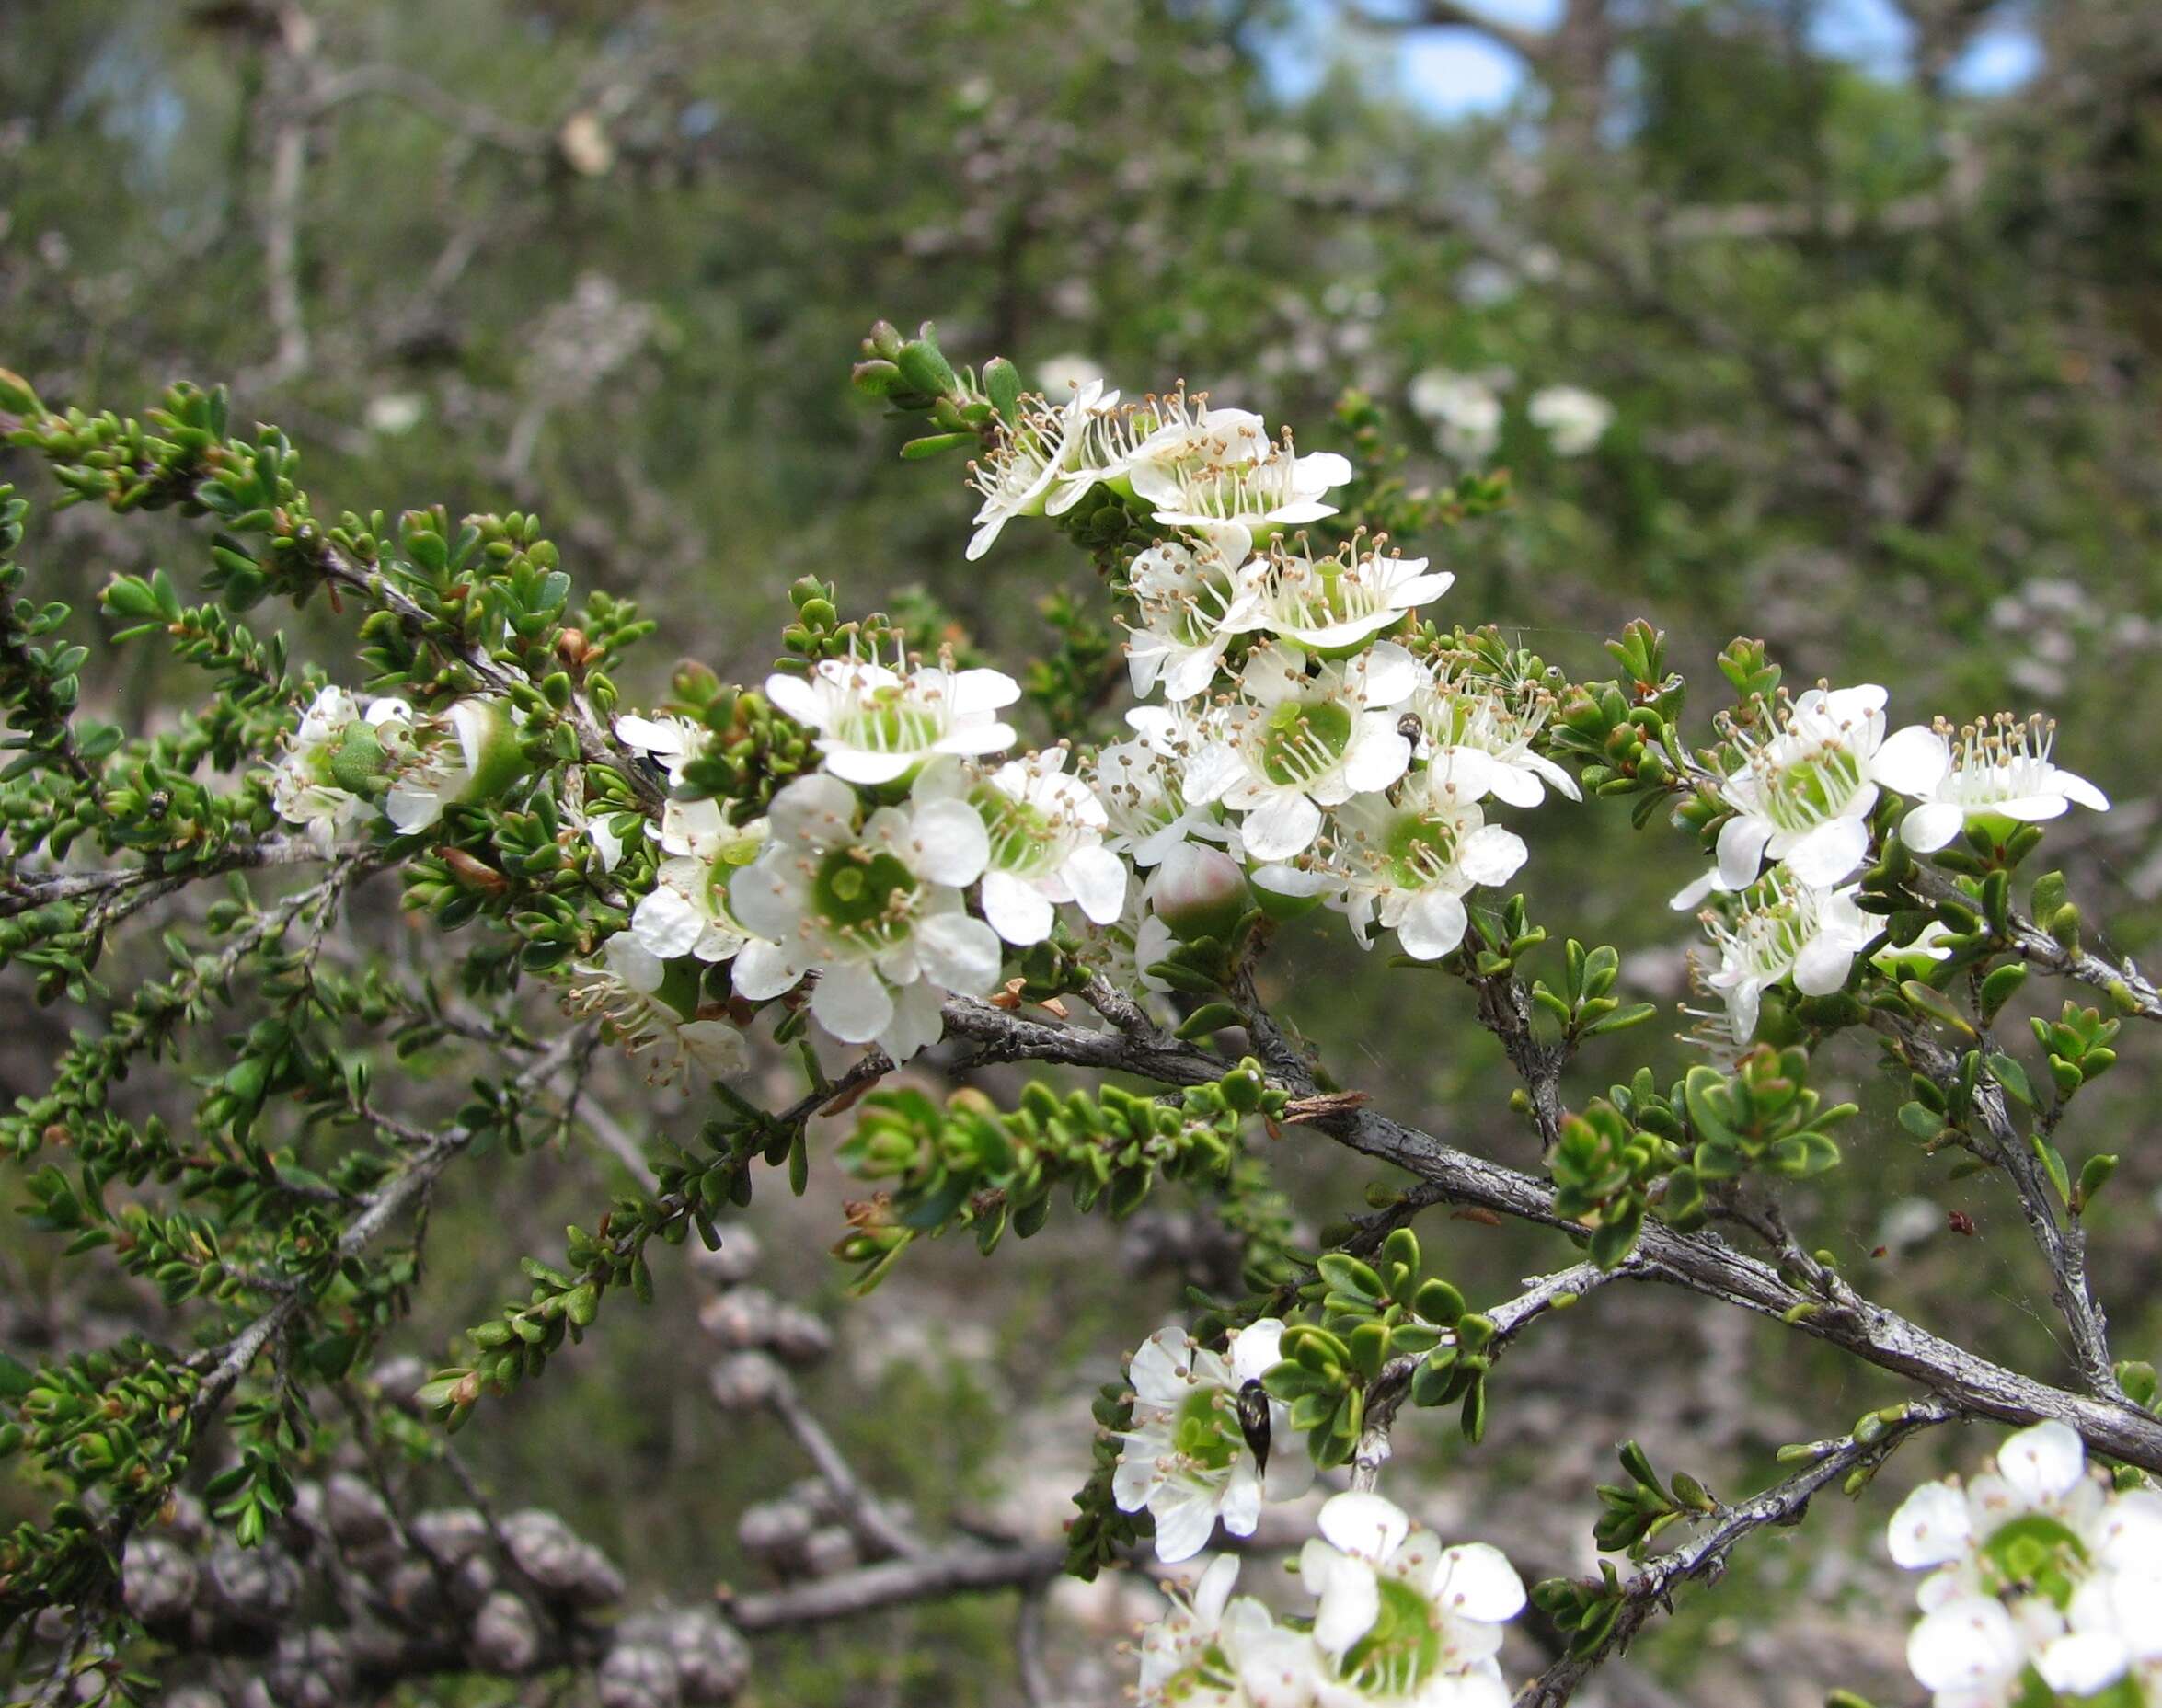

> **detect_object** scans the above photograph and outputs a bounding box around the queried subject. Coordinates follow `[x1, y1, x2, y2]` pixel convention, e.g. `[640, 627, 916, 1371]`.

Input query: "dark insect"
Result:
[1236, 1379, 1271, 1480]
[1397, 712, 1423, 746]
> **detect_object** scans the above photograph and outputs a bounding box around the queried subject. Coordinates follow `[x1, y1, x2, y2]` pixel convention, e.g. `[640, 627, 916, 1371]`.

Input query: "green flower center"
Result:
[1979, 1514, 2089, 1611]
[1258, 698, 1353, 788]
[1383, 814, 1460, 890]
[835, 687, 944, 758]
[977, 786, 1060, 878]
[812, 846, 920, 950]
[1763, 746, 1863, 832]
[1171, 1390, 1242, 1472]
[1340, 1577, 1443, 1698]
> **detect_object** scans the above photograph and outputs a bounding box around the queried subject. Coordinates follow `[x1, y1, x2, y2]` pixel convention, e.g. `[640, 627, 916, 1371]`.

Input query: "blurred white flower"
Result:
[1407, 369, 1501, 463]
[1526, 384, 1614, 456]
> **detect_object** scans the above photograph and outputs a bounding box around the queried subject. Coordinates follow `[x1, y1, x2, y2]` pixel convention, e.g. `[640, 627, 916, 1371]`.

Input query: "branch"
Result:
[933, 999, 2162, 1473]
[1341, 0, 1549, 63]
[1876, 1010, 2121, 1400]
[1514, 1396, 1957, 1706]
[760, 1362, 925, 1564]
[306, 64, 552, 155]
[722, 1539, 1064, 1631]
[0, 832, 355, 920]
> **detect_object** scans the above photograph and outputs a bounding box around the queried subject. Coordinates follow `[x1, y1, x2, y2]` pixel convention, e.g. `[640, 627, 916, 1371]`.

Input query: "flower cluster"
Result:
[270, 685, 524, 848]
[1888, 1421, 2162, 1705]
[1676, 687, 2107, 1049]
[1134, 1492, 1526, 1708]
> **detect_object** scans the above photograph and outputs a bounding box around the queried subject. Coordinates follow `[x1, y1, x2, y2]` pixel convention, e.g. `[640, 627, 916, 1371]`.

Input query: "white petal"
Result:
[879, 978, 947, 1061]
[1433, 1542, 1525, 1622]
[809, 962, 893, 1044]
[915, 911, 1004, 997]
[1670, 866, 1721, 911]
[726, 860, 799, 942]
[1220, 1462, 1262, 1538]
[729, 937, 802, 1001]
[1997, 1419, 2086, 1502]
[1458, 825, 1527, 888]
[1484, 760, 1545, 809]
[1872, 724, 1952, 796]
[1062, 843, 1129, 924]
[760, 672, 825, 729]
[631, 888, 706, 959]
[949, 668, 1021, 713]
[1228, 1319, 1286, 1385]
[1150, 1491, 1221, 1565]
[1311, 1556, 1381, 1656]
[908, 797, 991, 887]
[1792, 934, 1857, 997]
[1906, 1595, 2024, 1692]
[1318, 1491, 1409, 1560]
[936, 718, 1019, 759]
[1886, 1481, 1972, 1569]
[2053, 768, 2110, 812]
[1901, 800, 1965, 853]
[1358, 642, 1425, 709]
[981, 869, 1055, 946]
[1397, 889, 1469, 960]
[1716, 814, 1773, 889]
[823, 746, 919, 785]
[1111, 1452, 1159, 1513]
[2037, 1632, 2129, 1696]
[1783, 815, 1870, 887]
[1239, 792, 1323, 862]
[1341, 724, 1413, 795]
[769, 773, 860, 851]
[1130, 1328, 1192, 1407]
[679, 1021, 747, 1079]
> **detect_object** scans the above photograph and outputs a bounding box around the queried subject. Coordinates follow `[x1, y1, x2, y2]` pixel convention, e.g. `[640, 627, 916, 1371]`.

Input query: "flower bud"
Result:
[448, 698, 526, 807]
[1146, 843, 1248, 945]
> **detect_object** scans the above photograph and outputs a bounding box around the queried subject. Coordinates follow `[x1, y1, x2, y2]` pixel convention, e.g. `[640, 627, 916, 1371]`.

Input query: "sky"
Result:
[1259, 0, 2044, 119]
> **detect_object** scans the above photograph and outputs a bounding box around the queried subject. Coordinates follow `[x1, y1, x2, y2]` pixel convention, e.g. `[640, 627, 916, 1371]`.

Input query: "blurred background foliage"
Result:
[3, 0, 2159, 1702]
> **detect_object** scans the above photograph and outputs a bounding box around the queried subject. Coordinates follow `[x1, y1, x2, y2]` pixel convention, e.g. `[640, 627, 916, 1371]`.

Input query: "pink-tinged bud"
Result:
[1147, 843, 1248, 945]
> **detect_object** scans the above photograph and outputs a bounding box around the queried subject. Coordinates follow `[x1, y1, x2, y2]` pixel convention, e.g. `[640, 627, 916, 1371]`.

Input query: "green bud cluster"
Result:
[834, 1063, 1285, 1290]
[1551, 1094, 1683, 1269]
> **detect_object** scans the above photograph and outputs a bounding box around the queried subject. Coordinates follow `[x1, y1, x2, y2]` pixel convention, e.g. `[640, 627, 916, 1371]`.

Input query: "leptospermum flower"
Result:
[1113, 1319, 1314, 1565]
[270, 686, 414, 852]
[385, 697, 525, 835]
[1245, 536, 1454, 656]
[1408, 678, 1581, 808]
[629, 818, 767, 965]
[565, 934, 746, 1083]
[1188, 642, 1422, 862]
[614, 712, 708, 785]
[1673, 683, 1920, 905]
[763, 648, 1019, 786]
[1136, 1555, 1329, 1708]
[913, 751, 1126, 946]
[1091, 705, 1233, 867]
[726, 773, 1000, 1060]
[1878, 713, 2110, 854]
[1123, 526, 1264, 702]
[1051, 384, 1222, 518]
[964, 379, 1110, 560]
[1297, 1490, 1525, 1708]
[1889, 1421, 2162, 1706]
[1698, 870, 1876, 1044]
[1329, 774, 1528, 959]
[1526, 384, 1615, 457]
[1139, 434, 1355, 543]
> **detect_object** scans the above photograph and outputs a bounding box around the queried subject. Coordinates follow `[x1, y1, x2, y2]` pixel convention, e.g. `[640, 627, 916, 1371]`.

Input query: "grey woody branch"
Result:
[935, 998, 2162, 1473]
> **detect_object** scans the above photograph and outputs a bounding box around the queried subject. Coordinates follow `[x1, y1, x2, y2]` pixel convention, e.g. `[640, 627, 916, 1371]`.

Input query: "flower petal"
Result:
[809, 962, 892, 1044]
[1317, 1490, 1409, 1560]
[981, 869, 1055, 946]
[1997, 1418, 2086, 1502]
[1434, 1542, 1526, 1622]
[1872, 724, 1952, 797]
[915, 911, 1004, 997]
[908, 797, 991, 887]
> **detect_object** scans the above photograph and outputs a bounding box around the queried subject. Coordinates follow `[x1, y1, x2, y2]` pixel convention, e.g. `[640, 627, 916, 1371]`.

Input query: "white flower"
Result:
[615, 712, 708, 785]
[1879, 714, 2110, 854]
[1408, 679, 1581, 808]
[560, 767, 627, 871]
[1673, 684, 1919, 905]
[1136, 1555, 1329, 1708]
[1188, 643, 1423, 863]
[1526, 384, 1614, 456]
[1245, 538, 1454, 656]
[914, 751, 1127, 946]
[1887, 1421, 2159, 1708]
[1329, 771, 1527, 959]
[1119, 401, 1351, 543]
[965, 381, 1110, 560]
[726, 773, 1000, 1060]
[385, 697, 523, 835]
[629, 819, 767, 965]
[1408, 370, 1501, 463]
[566, 934, 745, 1083]
[1123, 527, 1265, 702]
[1091, 705, 1235, 867]
[1698, 872, 1876, 1043]
[1113, 1319, 1314, 1564]
[270, 686, 413, 851]
[1297, 1491, 1524, 1703]
[763, 648, 1019, 786]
